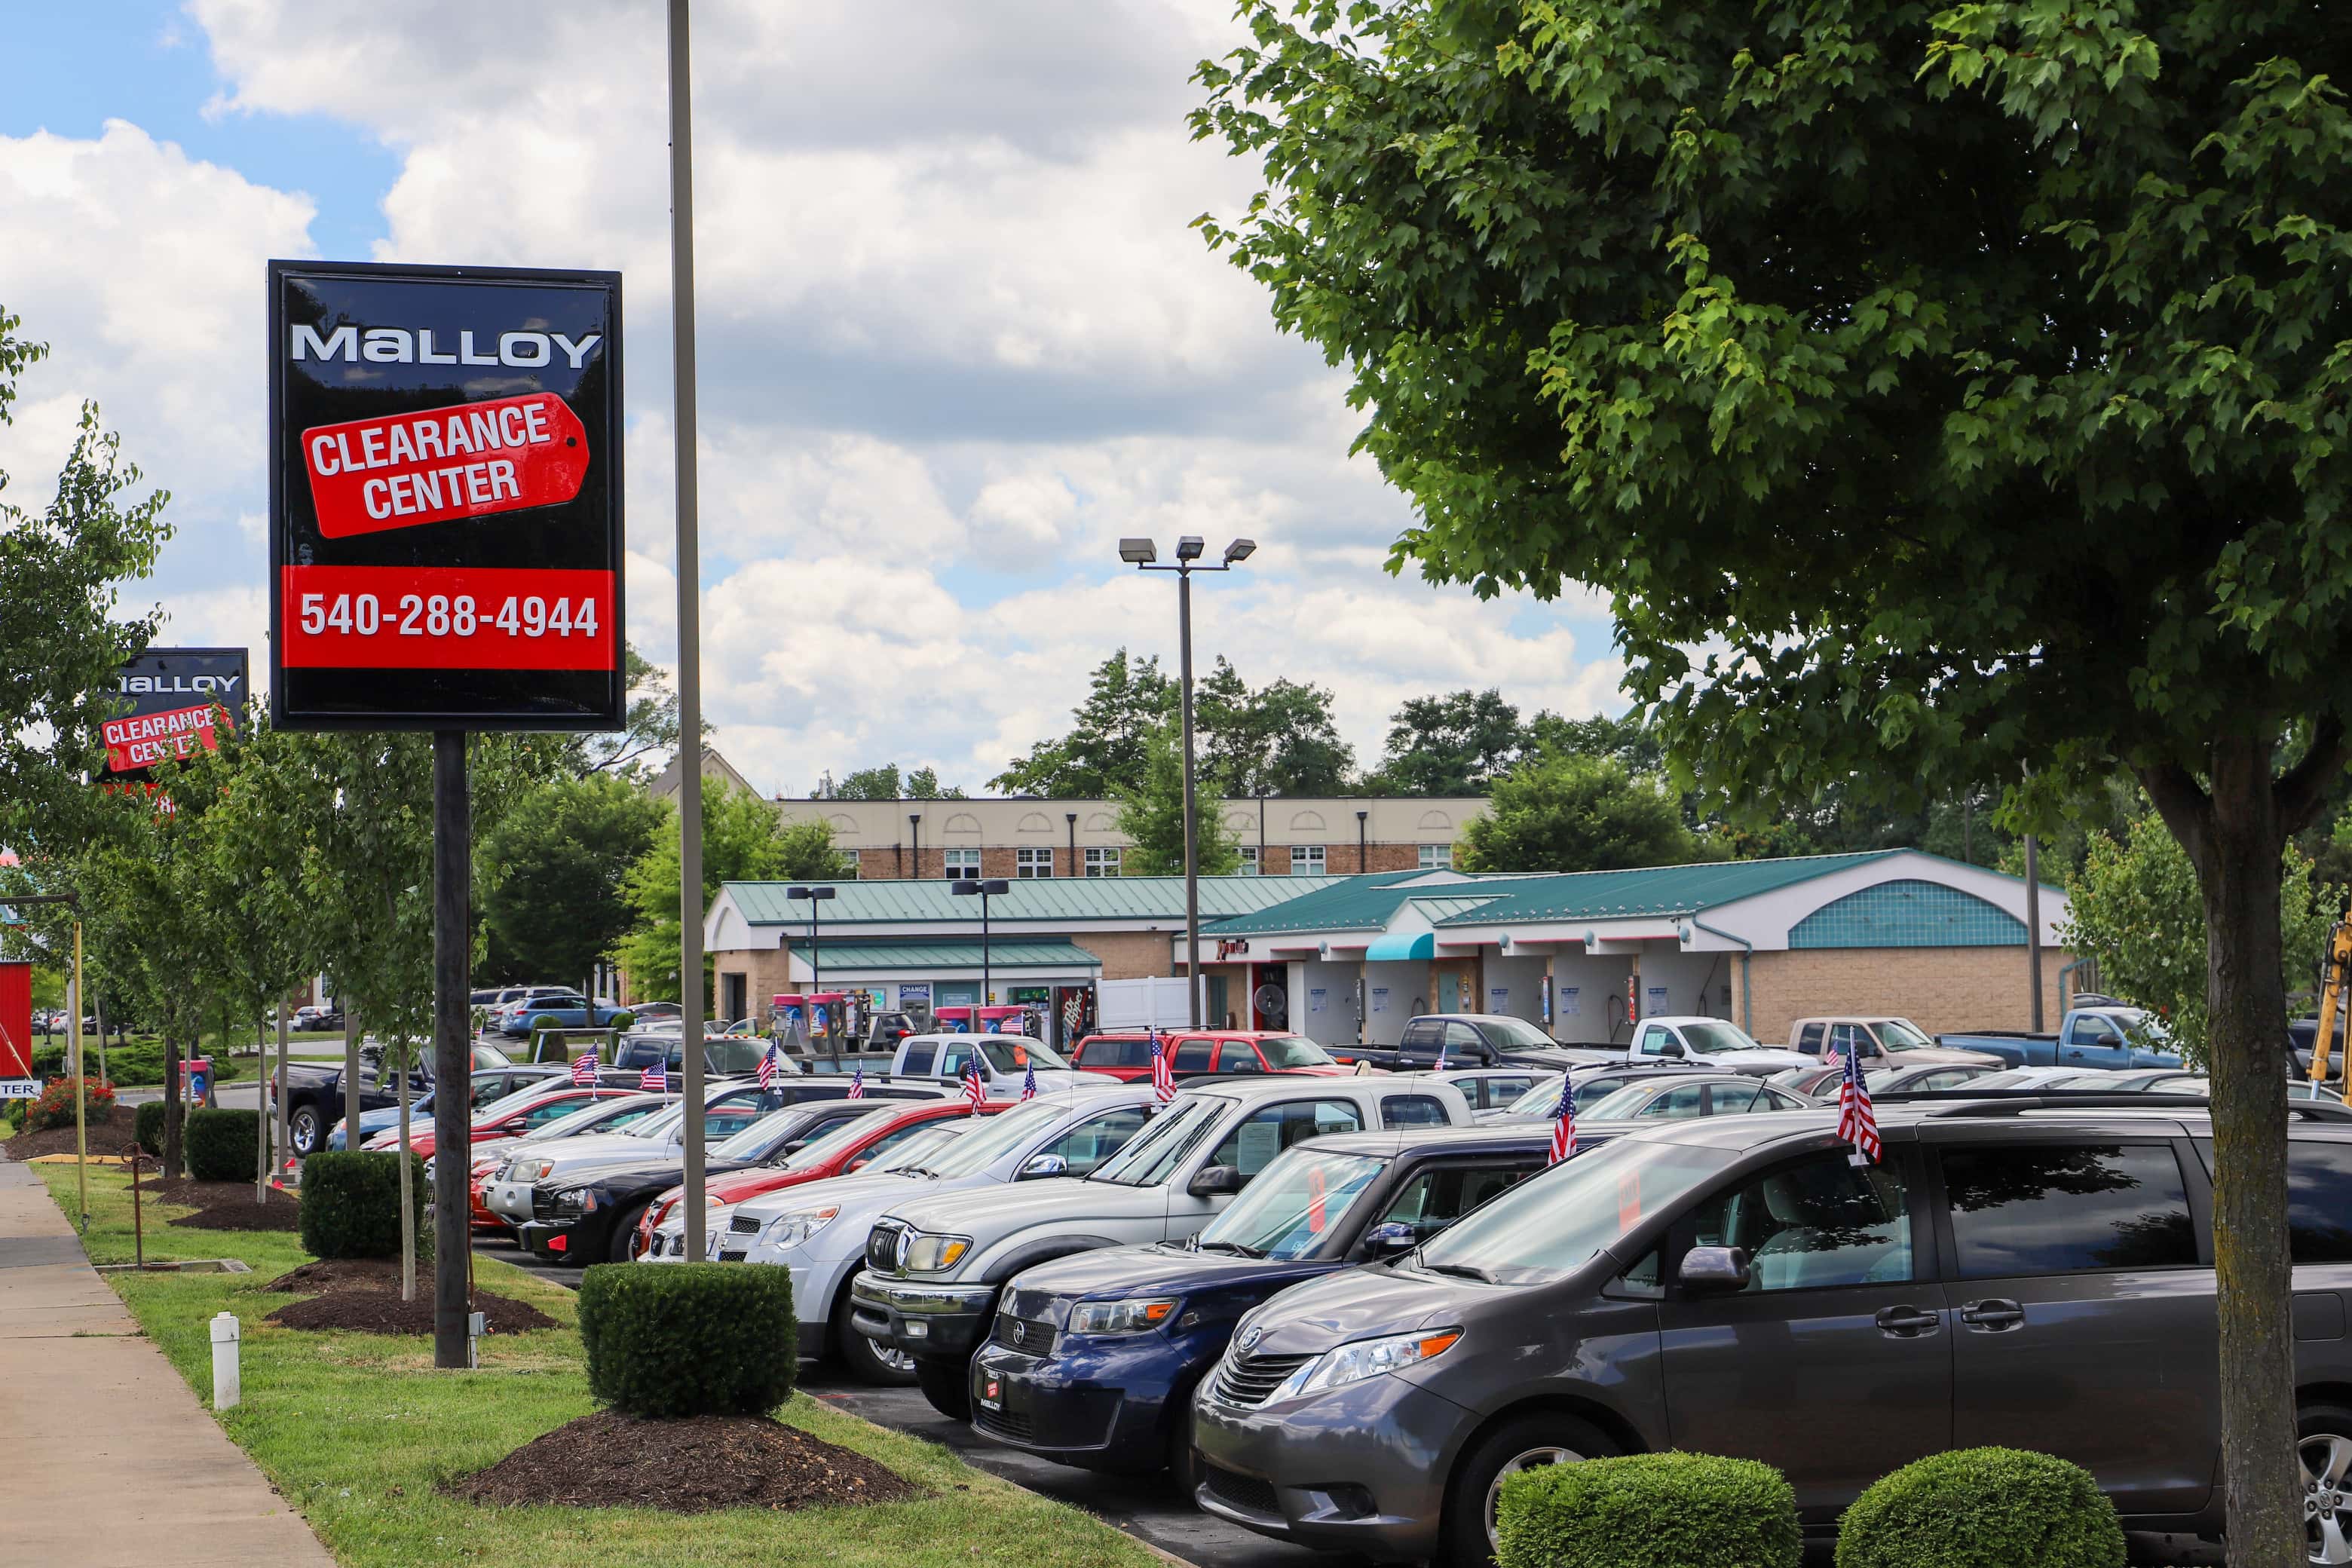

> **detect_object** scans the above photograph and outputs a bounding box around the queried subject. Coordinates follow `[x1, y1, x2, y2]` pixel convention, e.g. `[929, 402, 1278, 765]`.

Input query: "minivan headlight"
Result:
[761, 1206, 840, 1250]
[1273, 1328, 1462, 1401]
[1068, 1297, 1180, 1336]
[904, 1233, 971, 1273]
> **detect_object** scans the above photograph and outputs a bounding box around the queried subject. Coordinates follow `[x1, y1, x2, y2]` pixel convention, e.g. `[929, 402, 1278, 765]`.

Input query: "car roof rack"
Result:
[1900, 1091, 2352, 1124]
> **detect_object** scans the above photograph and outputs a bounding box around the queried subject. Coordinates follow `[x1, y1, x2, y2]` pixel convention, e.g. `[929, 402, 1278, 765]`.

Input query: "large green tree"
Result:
[1114, 724, 1242, 877]
[615, 788, 843, 1004]
[475, 772, 666, 988]
[1196, 3, 2352, 1552]
[1367, 689, 1525, 795]
[1457, 753, 1697, 873]
[1195, 657, 1357, 798]
[989, 650, 1174, 795]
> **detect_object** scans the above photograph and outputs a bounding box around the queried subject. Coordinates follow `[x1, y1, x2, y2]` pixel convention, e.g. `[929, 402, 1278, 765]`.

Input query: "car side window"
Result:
[1757, 1086, 1807, 1111]
[1708, 1081, 1762, 1113]
[2288, 1142, 2352, 1263]
[1045, 1107, 1149, 1174]
[1398, 1020, 1443, 1053]
[1174, 1037, 1214, 1073]
[706, 1110, 764, 1138]
[938, 1043, 976, 1079]
[1444, 1021, 1486, 1059]
[847, 1122, 933, 1166]
[1684, 1153, 1914, 1291]
[1209, 1099, 1366, 1178]
[1379, 1161, 1540, 1241]
[901, 1043, 936, 1075]
[1636, 1024, 1673, 1056]
[1214, 1042, 1260, 1074]
[1797, 1023, 1824, 1054]
[1829, 1023, 1867, 1058]
[1939, 1142, 2196, 1279]
[2072, 1015, 2118, 1045]
[1484, 1074, 1535, 1110]
[520, 1098, 580, 1128]
[1380, 1094, 1450, 1129]
[1640, 1083, 1709, 1119]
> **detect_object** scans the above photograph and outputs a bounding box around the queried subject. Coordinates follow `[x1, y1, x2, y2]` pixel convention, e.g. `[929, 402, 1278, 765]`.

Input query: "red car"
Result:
[466, 1092, 666, 1231]
[363, 1083, 641, 1165]
[634, 1098, 1014, 1258]
[1069, 1029, 1360, 1082]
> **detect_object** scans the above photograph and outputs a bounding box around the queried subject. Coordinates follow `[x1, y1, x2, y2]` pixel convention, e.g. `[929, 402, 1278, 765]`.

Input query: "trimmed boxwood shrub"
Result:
[134, 1100, 167, 1156]
[578, 1262, 796, 1418]
[1835, 1448, 2123, 1568]
[298, 1150, 430, 1260]
[185, 1107, 259, 1182]
[1497, 1451, 1799, 1568]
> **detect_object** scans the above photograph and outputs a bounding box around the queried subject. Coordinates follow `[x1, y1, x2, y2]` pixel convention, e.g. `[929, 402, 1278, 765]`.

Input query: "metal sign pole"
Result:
[73, 921, 87, 1232]
[431, 733, 472, 1369]
[667, 0, 709, 1265]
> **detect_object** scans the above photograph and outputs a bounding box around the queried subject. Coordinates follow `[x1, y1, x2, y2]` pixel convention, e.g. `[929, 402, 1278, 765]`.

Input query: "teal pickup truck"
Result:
[1937, 1003, 2183, 1070]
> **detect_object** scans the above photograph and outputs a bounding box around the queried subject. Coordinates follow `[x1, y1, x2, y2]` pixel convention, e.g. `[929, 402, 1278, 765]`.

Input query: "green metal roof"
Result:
[798, 940, 1101, 973]
[724, 874, 1311, 927]
[1426, 853, 1904, 925]
[1194, 870, 1458, 937]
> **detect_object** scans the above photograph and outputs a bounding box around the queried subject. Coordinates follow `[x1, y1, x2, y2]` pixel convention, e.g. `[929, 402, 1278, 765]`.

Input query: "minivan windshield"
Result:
[1194, 1148, 1385, 1260]
[1088, 1095, 1227, 1187]
[1413, 1137, 1735, 1285]
[1683, 1021, 1769, 1054]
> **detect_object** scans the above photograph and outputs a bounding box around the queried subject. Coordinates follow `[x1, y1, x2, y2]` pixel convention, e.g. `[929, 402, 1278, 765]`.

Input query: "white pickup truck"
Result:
[1624, 1015, 1814, 1075]
[847, 1073, 1475, 1419]
[884, 1032, 1123, 1097]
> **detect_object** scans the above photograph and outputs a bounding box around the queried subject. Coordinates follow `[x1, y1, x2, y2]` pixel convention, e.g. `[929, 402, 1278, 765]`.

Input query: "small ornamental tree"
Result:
[1196, 5, 2352, 1557]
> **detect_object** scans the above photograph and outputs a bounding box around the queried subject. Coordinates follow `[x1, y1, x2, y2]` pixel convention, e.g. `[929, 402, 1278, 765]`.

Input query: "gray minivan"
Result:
[1192, 1099, 2352, 1565]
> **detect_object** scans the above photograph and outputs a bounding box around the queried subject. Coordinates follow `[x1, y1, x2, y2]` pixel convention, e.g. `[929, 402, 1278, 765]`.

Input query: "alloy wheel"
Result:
[2306, 1431, 2352, 1563]
[875, 1345, 915, 1375]
[1484, 1445, 1582, 1552]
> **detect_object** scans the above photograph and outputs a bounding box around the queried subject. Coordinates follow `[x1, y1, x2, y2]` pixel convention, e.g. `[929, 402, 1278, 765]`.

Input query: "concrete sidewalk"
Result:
[0, 1162, 336, 1568]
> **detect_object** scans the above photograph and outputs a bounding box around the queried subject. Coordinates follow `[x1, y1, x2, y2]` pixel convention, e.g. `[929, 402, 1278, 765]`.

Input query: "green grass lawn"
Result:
[38, 1165, 1158, 1568]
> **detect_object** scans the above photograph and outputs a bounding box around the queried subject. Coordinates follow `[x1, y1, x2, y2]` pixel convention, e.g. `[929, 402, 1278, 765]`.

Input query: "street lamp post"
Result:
[786, 885, 835, 1059]
[951, 878, 1010, 1018]
[1118, 536, 1254, 1028]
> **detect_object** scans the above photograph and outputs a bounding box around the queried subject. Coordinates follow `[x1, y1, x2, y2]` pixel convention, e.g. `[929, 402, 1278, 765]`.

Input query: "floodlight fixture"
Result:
[1174, 536, 1206, 562]
[1223, 537, 1257, 564]
[1118, 538, 1158, 565]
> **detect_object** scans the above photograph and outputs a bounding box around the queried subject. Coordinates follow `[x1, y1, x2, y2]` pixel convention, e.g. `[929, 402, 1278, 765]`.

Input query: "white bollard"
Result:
[210, 1312, 241, 1410]
[467, 1310, 485, 1370]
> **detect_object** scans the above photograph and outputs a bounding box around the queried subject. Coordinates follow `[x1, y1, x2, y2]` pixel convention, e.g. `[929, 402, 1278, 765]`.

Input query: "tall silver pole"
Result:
[666, 0, 708, 1264]
[2024, 833, 2044, 1031]
[1178, 567, 1201, 1027]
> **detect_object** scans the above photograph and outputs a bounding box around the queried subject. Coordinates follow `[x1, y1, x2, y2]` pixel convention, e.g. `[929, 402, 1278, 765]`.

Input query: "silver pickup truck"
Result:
[848, 1073, 1475, 1418]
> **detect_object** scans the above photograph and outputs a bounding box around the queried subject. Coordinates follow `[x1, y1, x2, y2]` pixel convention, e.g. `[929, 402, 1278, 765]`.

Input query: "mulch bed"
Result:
[167, 1184, 302, 1232]
[265, 1288, 557, 1335]
[443, 1409, 917, 1514]
[2, 1120, 128, 1162]
[265, 1256, 406, 1294]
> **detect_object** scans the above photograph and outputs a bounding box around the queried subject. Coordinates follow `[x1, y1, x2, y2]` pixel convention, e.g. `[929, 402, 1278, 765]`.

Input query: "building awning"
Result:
[1364, 930, 1435, 962]
[790, 940, 1104, 979]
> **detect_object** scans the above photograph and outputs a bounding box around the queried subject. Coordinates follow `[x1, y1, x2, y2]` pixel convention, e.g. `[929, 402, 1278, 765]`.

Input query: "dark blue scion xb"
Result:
[967, 1124, 1556, 1484]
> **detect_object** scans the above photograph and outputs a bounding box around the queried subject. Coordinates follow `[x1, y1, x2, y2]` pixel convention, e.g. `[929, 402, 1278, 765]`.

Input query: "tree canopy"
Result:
[1114, 724, 1242, 877]
[1457, 753, 1698, 873]
[614, 788, 844, 1005]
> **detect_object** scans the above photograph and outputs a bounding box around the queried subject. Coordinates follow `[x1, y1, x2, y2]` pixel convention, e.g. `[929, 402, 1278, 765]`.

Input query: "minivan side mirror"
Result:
[1019, 1153, 1068, 1181]
[1677, 1245, 1751, 1293]
[1362, 1220, 1416, 1259]
[1189, 1164, 1245, 1198]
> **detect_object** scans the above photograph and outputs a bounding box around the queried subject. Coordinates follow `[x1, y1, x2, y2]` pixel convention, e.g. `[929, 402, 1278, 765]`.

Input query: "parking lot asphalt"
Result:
[479, 1233, 1356, 1568]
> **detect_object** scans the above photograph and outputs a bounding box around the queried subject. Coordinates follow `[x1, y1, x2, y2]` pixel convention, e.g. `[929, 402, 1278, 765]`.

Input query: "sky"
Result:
[0, 0, 1628, 798]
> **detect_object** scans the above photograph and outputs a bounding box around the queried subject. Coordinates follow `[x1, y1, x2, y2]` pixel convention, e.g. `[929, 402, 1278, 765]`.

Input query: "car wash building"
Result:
[1187, 851, 2073, 1049]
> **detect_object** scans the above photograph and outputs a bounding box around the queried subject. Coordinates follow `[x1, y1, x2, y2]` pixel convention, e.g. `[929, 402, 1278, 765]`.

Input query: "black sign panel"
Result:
[103, 648, 250, 773]
[268, 260, 624, 730]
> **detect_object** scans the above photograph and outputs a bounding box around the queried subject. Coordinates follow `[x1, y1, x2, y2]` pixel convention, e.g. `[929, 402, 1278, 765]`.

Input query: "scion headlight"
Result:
[904, 1233, 972, 1273]
[760, 1205, 840, 1250]
[1272, 1328, 1462, 1401]
[1067, 1297, 1180, 1336]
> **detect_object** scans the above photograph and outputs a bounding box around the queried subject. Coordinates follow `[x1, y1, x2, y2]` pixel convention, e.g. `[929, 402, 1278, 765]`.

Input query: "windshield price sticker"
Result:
[280, 565, 615, 670]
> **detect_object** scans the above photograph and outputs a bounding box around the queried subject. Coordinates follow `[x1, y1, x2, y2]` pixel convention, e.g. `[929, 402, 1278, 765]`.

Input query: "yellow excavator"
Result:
[2308, 919, 2352, 1087]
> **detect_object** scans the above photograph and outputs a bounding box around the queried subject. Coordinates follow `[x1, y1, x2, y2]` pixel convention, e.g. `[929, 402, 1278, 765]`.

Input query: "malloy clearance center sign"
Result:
[268, 261, 624, 730]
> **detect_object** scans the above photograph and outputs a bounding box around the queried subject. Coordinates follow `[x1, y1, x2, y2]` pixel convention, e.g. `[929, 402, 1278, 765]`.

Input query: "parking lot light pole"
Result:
[1119, 536, 1254, 1028]
[952, 878, 1009, 1015]
[786, 885, 834, 1057]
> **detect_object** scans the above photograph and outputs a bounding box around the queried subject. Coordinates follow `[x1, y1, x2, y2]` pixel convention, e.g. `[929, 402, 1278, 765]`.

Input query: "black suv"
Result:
[1194, 1096, 2352, 1565]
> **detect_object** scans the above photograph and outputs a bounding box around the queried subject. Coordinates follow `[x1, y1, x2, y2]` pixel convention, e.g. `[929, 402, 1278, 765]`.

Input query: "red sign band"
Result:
[301, 393, 589, 539]
[101, 703, 229, 771]
[280, 566, 617, 670]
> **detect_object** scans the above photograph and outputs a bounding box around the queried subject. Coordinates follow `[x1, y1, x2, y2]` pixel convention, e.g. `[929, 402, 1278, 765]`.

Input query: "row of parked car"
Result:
[409, 1009, 2352, 1565]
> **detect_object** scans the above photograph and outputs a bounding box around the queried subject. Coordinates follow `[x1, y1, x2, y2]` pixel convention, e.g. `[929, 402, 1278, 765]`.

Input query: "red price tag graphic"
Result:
[280, 565, 616, 671]
[101, 703, 228, 771]
[301, 393, 589, 539]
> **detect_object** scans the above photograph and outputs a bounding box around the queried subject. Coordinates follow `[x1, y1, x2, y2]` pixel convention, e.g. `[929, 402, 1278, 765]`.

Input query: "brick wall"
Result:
[1744, 946, 2075, 1043]
[1079, 930, 1180, 982]
[853, 841, 1429, 880]
[710, 945, 798, 1024]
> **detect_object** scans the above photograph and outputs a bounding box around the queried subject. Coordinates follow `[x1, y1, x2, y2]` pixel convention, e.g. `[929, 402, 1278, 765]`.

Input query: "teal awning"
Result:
[1364, 930, 1435, 962]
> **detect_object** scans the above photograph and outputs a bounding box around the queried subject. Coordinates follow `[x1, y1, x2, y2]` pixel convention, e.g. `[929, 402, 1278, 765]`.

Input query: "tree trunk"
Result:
[342, 1009, 361, 1154]
[161, 1021, 182, 1180]
[2151, 741, 2301, 1566]
[255, 1013, 268, 1205]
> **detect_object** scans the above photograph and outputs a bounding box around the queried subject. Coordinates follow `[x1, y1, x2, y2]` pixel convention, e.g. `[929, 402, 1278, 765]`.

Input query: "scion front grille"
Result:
[991, 1314, 1057, 1356]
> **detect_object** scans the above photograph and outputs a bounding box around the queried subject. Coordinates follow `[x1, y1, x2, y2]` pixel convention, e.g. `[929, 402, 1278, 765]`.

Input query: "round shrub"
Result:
[28, 1075, 115, 1132]
[298, 1150, 430, 1260]
[1836, 1448, 2122, 1568]
[1498, 1451, 1799, 1568]
[133, 1100, 167, 1156]
[185, 1107, 259, 1182]
[578, 1262, 796, 1418]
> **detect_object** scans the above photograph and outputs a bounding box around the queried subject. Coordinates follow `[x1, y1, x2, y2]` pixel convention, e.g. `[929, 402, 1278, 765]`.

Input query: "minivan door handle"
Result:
[1874, 1306, 1940, 1337]
[1959, 1298, 2026, 1331]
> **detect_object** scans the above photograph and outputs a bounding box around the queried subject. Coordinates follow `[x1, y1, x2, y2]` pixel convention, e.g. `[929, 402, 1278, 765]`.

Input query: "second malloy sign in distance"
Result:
[267, 260, 623, 730]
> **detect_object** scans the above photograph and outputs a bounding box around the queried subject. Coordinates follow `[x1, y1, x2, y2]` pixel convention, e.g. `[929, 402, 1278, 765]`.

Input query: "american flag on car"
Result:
[1550, 1073, 1576, 1165]
[1837, 1045, 1880, 1165]
[1150, 1029, 1175, 1104]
